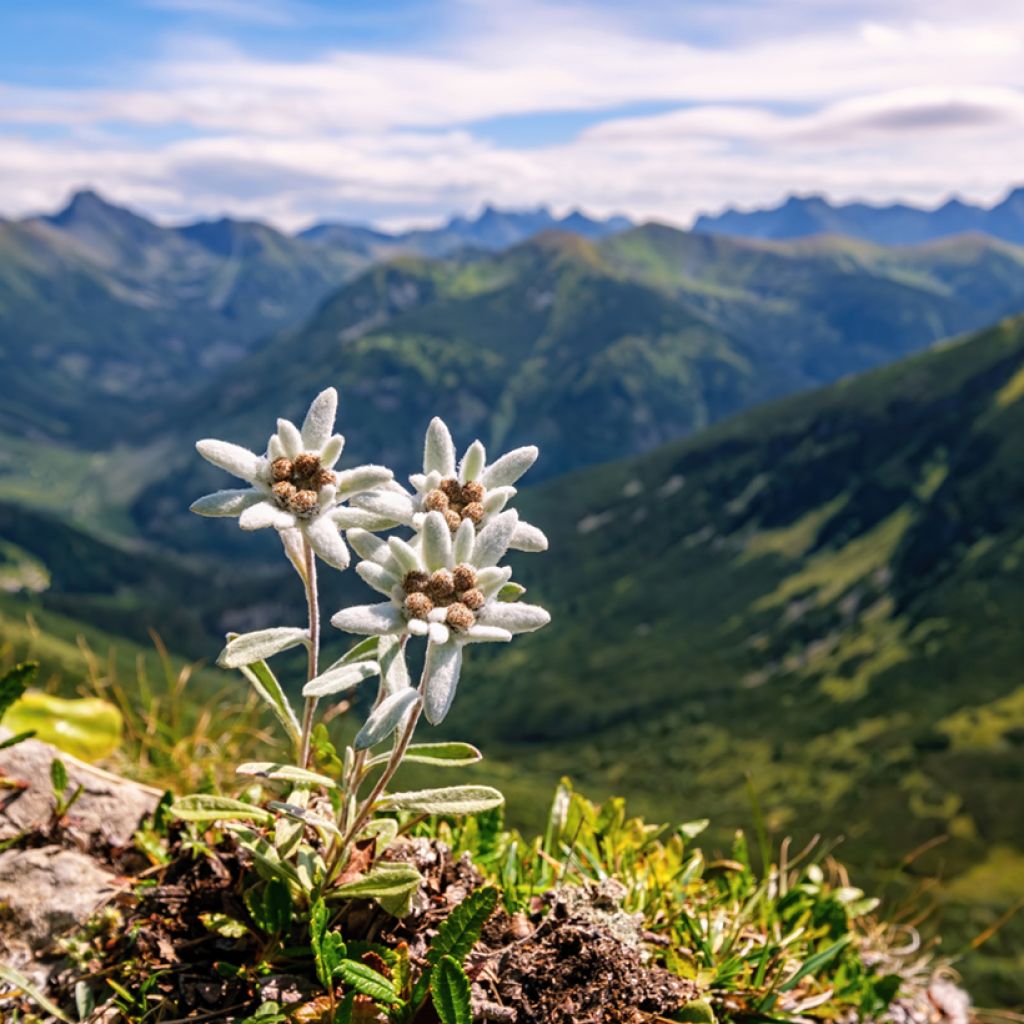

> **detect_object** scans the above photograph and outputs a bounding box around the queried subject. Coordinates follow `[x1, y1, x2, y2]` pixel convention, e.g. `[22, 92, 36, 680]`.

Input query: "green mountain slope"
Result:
[442, 314, 1024, 1002]
[181, 225, 1024, 476]
[0, 191, 368, 445]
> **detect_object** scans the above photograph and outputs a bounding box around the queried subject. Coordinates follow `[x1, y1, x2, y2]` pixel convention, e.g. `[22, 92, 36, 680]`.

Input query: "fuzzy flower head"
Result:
[190, 388, 393, 569]
[353, 418, 548, 554]
[331, 509, 550, 724]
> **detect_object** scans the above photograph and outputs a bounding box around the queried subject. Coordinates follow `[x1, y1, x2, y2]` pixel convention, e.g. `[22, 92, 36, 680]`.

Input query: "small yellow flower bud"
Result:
[462, 501, 485, 524]
[440, 478, 463, 502]
[405, 592, 434, 619]
[452, 564, 477, 591]
[289, 489, 319, 515]
[427, 569, 455, 602]
[445, 603, 476, 631]
[271, 458, 293, 482]
[460, 587, 485, 610]
[424, 488, 450, 513]
[293, 453, 320, 478]
[314, 468, 336, 490]
[272, 480, 296, 504]
[461, 480, 485, 504]
[403, 570, 430, 594]
[444, 509, 463, 532]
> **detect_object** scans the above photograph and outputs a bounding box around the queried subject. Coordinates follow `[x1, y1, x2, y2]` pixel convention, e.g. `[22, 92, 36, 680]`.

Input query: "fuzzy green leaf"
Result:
[238, 661, 302, 745]
[219, 627, 308, 669]
[377, 785, 504, 816]
[50, 757, 68, 797]
[331, 862, 422, 918]
[366, 742, 482, 769]
[336, 960, 401, 1004]
[431, 955, 472, 1024]
[170, 794, 273, 825]
[427, 886, 498, 967]
[675, 998, 717, 1023]
[354, 689, 420, 750]
[237, 762, 337, 788]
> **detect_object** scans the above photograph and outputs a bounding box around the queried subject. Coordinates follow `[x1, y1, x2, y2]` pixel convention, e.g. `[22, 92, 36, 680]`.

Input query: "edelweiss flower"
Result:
[331, 510, 550, 723]
[190, 388, 393, 570]
[352, 418, 548, 553]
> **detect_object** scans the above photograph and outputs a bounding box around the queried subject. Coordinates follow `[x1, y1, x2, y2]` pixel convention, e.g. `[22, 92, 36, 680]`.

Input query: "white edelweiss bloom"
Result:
[351, 417, 548, 554]
[190, 387, 395, 570]
[330, 510, 550, 724]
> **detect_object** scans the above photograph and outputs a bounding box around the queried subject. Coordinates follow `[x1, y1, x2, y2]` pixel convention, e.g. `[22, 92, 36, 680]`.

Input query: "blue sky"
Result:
[1, 0, 1023, 229]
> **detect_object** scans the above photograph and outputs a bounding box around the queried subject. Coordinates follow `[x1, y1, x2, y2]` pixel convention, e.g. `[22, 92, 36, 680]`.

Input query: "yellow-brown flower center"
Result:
[270, 454, 336, 517]
[402, 563, 481, 632]
[425, 478, 487, 533]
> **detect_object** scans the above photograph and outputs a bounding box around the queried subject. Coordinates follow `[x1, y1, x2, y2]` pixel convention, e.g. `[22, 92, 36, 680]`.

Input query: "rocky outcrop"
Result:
[0, 733, 160, 987]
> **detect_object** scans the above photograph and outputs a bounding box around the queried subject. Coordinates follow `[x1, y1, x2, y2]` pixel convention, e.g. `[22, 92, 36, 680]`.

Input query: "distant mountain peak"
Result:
[694, 184, 1024, 246]
[49, 187, 131, 225]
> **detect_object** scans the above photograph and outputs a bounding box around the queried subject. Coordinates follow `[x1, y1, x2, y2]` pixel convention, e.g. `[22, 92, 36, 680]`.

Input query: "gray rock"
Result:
[0, 731, 161, 846]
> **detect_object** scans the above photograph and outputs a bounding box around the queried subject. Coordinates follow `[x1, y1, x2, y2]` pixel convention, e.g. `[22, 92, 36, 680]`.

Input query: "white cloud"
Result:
[1, 1, 1023, 228]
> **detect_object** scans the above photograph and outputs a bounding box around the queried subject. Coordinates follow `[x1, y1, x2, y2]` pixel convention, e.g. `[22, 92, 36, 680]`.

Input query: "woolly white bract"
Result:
[190, 387, 394, 569]
[352, 417, 548, 553]
[177, 387, 550, 912]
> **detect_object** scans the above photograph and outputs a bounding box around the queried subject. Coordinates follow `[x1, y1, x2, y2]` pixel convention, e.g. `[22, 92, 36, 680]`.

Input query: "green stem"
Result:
[299, 538, 320, 769]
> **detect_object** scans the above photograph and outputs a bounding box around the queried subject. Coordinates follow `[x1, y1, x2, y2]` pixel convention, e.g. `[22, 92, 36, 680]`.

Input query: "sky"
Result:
[1, 0, 1023, 231]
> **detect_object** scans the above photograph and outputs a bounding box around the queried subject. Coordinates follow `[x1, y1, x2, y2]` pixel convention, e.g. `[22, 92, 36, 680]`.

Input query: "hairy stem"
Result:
[340, 702, 422, 855]
[299, 538, 320, 769]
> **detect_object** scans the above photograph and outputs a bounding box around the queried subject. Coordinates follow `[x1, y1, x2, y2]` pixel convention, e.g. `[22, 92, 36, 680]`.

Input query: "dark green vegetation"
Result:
[445, 314, 1024, 1005]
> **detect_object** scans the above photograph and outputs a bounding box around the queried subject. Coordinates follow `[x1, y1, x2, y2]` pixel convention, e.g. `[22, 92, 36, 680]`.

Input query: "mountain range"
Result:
[3, 188, 1024, 1002]
[695, 186, 1024, 246]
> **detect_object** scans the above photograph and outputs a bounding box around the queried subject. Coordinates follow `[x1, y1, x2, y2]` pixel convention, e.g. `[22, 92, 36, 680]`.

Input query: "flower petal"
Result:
[429, 621, 450, 645]
[462, 625, 513, 644]
[332, 508, 397, 531]
[321, 433, 345, 468]
[476, 566, 513, 598]
[348, 529, 400, 571]
[276, 418, 303, 458]
[510, 521, 549, 553]
[190, 488, 262, 518]
[472, 509, 519, 567]
[356, 560, 401, 596]
[351, 489, 416, 525]
[331, 602, 404, 636]
[477, 601, 551, 634]
[424, 417, 456, 476]
[335, 465, 394, 500]
[422, 510, 453, 572]
[304, 515, 350, 570]
[459, 440, 487, 483]
[196, 440, 262, 482]
[388, 536, 422, 575]
[378, 634, 411, 696]
[408, 618, 430, 636]
[301, 387, 337, 450]
[422, 641, 464, 725]
[483, 486, 515, 516]
[239, 500, 296, 531]
[453, 518, 475, 564]
[481, 446, 538, 488]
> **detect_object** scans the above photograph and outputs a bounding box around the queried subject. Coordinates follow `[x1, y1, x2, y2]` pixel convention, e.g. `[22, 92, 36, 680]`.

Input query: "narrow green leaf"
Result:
[779, 936, 853, 992]
[331, 862, 422, 917]
[377, 785, 504, 816]
[0, 662, 36, 721]
[337, 960, 401, 1004]
[0, 729, 35, 750]
[237, 763, 337, 788]
[219, 627, 308, 668]
[226, 825, 303, 888]
[50, 757, 68, 796]
[366, 742, 482, 769]
[431, 955, 472, 1024]
[497, 582, 526, 602]
[302, 660, 379, 698]
[262, 878, 293, 935]
[238, 661, 302, 744]
[170, 794, 273, 825]
[427, 886, 498, 967]
[354, 689, 420, 750]
[0, 963, 72, 1023]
